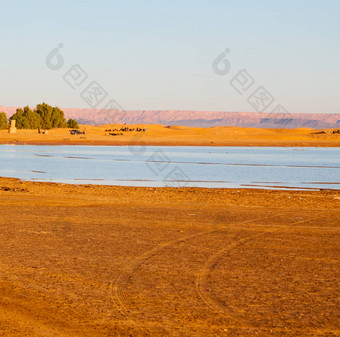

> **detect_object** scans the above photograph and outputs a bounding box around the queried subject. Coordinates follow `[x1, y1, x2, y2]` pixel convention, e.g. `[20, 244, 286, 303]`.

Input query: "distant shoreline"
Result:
[0, 124, 339, 147]
[1, 141, 340, 147]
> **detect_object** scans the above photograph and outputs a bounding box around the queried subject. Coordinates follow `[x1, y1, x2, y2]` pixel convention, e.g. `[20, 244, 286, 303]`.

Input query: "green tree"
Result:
[51, 106, 67, 128]
[0, 112, 8, 129]
[67, 118, 79, 129]
[35, 104, 67, 129]
[9, 108, 26, 128]
[36, 103, 53, 129]
[23, 106, 41, 129]
[9, 107, 42, 129]
[9, 103, 69, 130]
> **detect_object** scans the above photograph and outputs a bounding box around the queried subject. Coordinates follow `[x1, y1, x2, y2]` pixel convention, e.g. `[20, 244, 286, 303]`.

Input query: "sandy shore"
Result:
[1, 124, 340, 147]
[0, 177, 339, 336]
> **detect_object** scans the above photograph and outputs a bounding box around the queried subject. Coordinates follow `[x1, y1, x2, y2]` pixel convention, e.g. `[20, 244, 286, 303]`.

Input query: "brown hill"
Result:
[1, 106, 339, 129]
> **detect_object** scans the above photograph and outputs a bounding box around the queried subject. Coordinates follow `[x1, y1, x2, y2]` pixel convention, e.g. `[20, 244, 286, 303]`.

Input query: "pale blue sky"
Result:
[0, 0, 339, 113]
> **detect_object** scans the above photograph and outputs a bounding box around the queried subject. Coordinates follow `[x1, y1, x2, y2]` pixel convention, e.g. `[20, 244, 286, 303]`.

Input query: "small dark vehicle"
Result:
[69, 129, 86, 135]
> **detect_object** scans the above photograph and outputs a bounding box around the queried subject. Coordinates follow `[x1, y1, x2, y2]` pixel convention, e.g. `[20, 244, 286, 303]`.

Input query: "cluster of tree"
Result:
[0, 103, 79, 130]
[0, 112, 8, 129]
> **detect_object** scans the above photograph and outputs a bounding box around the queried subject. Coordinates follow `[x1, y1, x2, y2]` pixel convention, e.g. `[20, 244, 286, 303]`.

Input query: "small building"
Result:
[9, 120, 16, 134]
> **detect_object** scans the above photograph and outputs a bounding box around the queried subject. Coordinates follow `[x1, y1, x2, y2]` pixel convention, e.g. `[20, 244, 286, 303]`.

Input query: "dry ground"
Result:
[1, 124, 340, 147]
[0, 178, 339, 336]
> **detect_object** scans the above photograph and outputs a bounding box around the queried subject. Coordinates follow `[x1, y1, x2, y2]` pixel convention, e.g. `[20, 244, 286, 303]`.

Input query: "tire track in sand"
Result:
[195, 216, 328, 324]
[109, 214, 277, 331]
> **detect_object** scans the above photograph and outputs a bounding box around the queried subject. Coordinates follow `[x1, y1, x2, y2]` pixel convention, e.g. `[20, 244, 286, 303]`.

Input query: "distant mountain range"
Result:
[1, 106, 339, 129]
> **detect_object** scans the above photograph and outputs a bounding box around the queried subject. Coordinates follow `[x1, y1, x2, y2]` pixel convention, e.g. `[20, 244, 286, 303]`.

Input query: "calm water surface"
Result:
[0, 145, 339, 190]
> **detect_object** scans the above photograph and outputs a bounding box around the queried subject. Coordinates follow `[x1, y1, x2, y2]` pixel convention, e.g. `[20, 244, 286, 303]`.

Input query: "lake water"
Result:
[0, 145, 339, 190]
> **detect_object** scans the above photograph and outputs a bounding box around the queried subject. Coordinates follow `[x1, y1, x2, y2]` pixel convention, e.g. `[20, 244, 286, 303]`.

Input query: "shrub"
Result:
[67, 118, 79, 129]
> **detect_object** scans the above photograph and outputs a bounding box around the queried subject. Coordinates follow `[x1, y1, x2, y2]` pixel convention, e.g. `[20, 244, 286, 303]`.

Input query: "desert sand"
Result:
[0, 124, 340, 147]
[0, 177, 339, 336]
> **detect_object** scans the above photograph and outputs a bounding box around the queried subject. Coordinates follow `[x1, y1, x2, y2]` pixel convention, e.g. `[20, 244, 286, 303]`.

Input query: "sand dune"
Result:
[0, 124, 339, 147]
